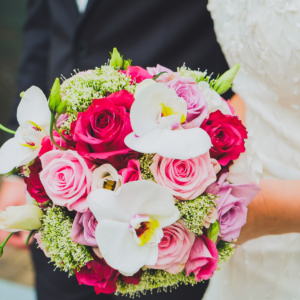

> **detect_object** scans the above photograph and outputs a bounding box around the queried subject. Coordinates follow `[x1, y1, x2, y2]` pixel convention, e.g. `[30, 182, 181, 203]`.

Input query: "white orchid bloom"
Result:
[227, 137, 263, 184]
[125, 80, 211, 160]
[92, 164, 122, 191]
[198, 81, 232, 115]
[88, 180, 180, 276]
[0, 86, 51, 174]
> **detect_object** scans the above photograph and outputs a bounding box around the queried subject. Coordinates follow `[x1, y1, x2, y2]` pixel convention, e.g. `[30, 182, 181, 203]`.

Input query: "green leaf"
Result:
[109, 47, 123, 69]
[0, 167, 20, 177]
[123, 59, 132, 70]
[20, 91, 25, 98]
[214, 63, 240, 95]
[48, 78, 62, 113]
[153, 71, 167, 81]
[207, 220, 220, 243]
[56, 100, 68, 115]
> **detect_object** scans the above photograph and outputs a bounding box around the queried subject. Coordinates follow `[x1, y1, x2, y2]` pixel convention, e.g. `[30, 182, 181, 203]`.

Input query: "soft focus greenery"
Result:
[116, 268, 201, 297]
[138, 153, 156, 182]
[176, 194, 218, 235]
[40, 206, 93, 275]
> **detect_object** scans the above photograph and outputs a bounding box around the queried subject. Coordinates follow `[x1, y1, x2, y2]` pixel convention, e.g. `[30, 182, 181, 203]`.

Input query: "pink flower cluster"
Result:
[23, 63, 260, 295]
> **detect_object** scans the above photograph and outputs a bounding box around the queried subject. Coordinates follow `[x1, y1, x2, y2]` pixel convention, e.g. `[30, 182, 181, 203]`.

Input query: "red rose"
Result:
[39, 130, 76, 157]
[120, 66, 153, 84]
[121, 270, 142, 285]
[75, 255, 119, 294]
[201, 110, 247, 166]
[24, 158, 49, 204]
[70, 91, 134, 161]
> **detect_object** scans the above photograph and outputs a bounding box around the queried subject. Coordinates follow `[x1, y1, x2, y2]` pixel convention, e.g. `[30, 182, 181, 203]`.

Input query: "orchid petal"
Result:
[0, 138, 37, 174]
[114, 180, 179, 220]
[134, 79, 155, 97]
[17, 86, 51, 127]
[88, 189, 130, 223]
[96, 219, 157, 275]
[131, 83, 182, 137]
[125, 127, 211, 159]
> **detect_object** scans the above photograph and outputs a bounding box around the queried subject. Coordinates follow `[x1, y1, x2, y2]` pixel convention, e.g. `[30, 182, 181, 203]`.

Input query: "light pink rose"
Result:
[147, 64, 173, 76]
[40, 150, 93, 212]
[166, 77, 208, 128]
[150, 152, 220, 200]
[147, 220, 195, 274]
[185, 235, 219, 281]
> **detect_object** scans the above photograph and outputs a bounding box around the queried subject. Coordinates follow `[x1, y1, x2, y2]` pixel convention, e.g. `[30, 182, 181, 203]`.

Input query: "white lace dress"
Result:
[204, 0, 300, 299]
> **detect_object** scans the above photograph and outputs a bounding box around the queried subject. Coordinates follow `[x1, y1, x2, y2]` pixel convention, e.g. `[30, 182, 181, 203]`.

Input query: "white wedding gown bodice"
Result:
[204, 0, 300, 299]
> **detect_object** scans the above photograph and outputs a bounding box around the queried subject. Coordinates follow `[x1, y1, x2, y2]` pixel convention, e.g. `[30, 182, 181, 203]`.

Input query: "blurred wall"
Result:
[0, 0, 27, 146]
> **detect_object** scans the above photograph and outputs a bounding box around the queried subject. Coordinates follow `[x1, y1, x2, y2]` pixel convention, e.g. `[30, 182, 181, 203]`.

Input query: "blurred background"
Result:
[0, 1, 36, 299]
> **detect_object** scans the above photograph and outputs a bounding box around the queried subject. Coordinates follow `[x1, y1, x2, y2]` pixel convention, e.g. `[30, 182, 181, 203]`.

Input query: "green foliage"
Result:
[40, 206, 93, 275]
[207, 220, 220, 243]
[49, 78, 62, 113]
[138, 153, 156, 182]
[56, 100, 68, 115]
[213, 63, 240, 95]
[217, 240, 235, 267]
[110, 48, 123, 69]
[176, 194, 218, 235]
[178, 64, 208, 83]
[116, 268, 201, 297]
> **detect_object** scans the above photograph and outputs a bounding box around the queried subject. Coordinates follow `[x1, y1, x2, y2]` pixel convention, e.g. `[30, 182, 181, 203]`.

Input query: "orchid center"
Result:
[129, 214, 162, 246]
[160, 103, 186, 124]
[16, 121, 46, 149]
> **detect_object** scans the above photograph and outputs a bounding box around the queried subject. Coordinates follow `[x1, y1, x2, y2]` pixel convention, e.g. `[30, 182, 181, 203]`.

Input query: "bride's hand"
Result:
[236, 179, 300, 245]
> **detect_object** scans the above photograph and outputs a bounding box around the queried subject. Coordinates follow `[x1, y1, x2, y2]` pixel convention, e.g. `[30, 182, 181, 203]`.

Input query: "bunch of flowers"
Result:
[0, 48, 261, 296]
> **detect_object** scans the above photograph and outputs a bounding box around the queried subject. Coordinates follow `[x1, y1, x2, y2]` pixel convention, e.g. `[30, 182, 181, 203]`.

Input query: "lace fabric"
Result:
[204, 0, 300, 299]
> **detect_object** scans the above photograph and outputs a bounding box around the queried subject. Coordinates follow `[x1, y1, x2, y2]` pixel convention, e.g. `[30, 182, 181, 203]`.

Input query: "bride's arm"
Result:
[237, 179, 300, 245]
[230, 95, 300, 245]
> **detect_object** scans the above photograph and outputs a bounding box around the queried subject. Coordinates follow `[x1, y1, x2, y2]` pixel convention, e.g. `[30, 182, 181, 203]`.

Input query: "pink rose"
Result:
[185, 235, 219, 281]
[206, 173, 260, 242]
[71, 210, 98, 247]
[150, 152, 219, 200]
[120, 66, 152, 84]
[147, 220, 195, 274]
[166, 77, 208, 128]
[34, 232, 50, 257]
[118, 159, 142, 184]
[147, 64, 173, 76]
[40, 150, 93, 212]
[39, 131, 76, 157]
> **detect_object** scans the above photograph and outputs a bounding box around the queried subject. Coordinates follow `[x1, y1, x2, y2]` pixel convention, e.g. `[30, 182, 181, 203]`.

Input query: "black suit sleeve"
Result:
[9, 0, 50, 131]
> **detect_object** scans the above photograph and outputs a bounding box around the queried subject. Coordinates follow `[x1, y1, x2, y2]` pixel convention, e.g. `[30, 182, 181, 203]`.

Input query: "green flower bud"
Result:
[214, 63, 240, 95]
[56, 100, 68, 115]
[48, 78, 62, 113]
[109, 48, 123, 69]
[207, 220, 220, 243]
[123, 59, 132, 70]
[20, 91, 25, 98]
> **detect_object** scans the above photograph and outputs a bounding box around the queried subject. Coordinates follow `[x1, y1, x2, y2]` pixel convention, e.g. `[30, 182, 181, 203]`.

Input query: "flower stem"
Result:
[0, 124, 16, 135]
[54, 114, 68, 143]
[0, 232, 14, 257]
[50, 113, 67, 151]
[25, 230, 35, 246]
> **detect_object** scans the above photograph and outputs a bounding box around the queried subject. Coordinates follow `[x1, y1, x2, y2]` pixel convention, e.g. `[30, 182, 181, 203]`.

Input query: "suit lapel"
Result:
[77, 0, 97, 25]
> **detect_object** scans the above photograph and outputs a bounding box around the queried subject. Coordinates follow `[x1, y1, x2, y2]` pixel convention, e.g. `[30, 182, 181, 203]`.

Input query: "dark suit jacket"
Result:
[13, 0, 232, 299]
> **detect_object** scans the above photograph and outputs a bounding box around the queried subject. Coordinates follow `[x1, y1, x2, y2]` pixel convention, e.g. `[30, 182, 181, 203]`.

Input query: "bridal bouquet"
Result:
[0, 49, 261, 296]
